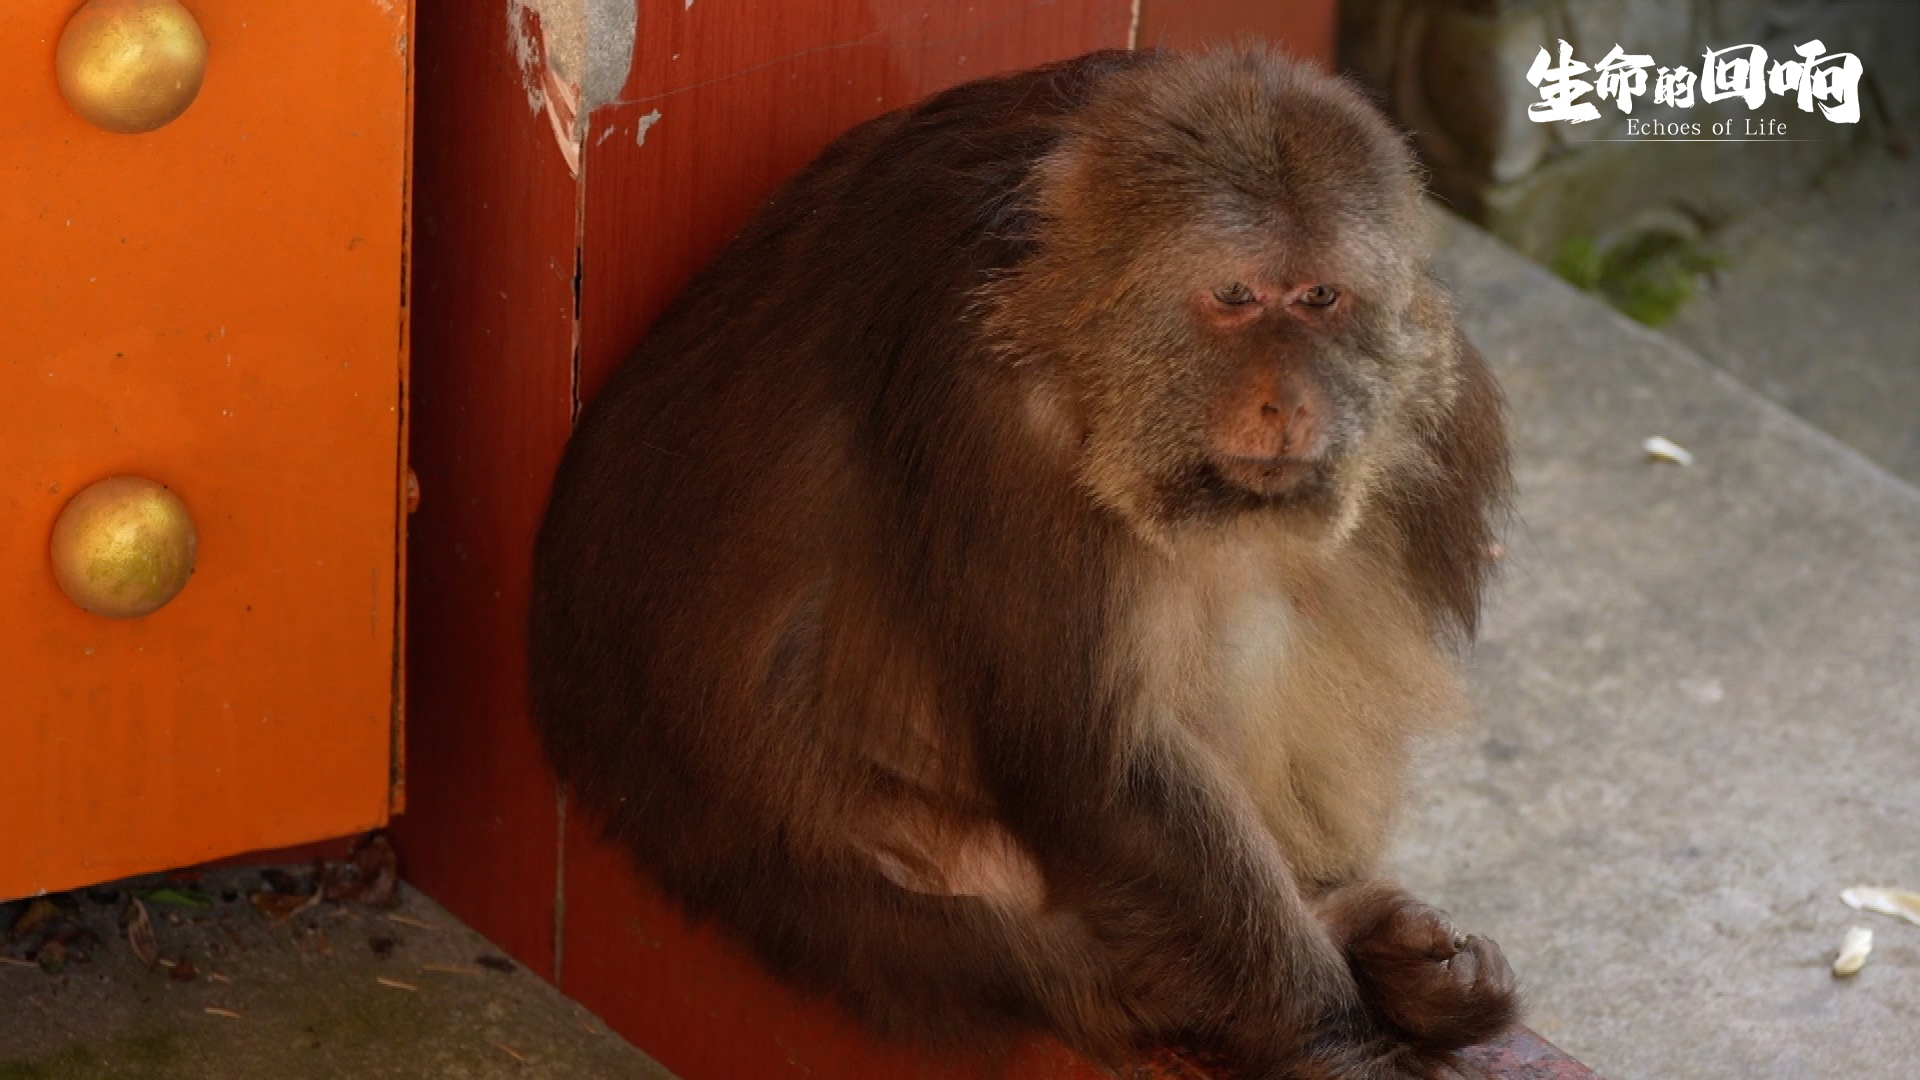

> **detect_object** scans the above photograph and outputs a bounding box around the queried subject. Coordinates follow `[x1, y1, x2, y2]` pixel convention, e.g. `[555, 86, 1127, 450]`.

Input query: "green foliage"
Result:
[1553, 232, 1722, 327]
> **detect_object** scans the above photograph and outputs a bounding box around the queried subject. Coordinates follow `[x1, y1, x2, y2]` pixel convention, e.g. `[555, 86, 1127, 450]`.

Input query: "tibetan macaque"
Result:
[531, 45, 1516, 1079]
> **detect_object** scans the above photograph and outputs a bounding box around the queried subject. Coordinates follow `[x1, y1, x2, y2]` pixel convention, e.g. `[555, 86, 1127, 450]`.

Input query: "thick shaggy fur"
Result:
[531, 46, 1515, 1079]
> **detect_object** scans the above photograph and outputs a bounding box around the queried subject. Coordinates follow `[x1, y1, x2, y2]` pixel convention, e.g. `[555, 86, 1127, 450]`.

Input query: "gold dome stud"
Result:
[50, 476, 199, 619]
[55, 0, 209, 135]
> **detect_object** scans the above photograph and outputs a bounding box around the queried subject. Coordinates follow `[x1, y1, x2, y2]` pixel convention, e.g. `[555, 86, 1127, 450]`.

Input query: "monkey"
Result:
[530, 44, 1516, 1080]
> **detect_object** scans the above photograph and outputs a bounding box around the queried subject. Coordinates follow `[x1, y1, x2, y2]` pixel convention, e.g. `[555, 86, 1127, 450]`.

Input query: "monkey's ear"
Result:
[851, 805, 1048, 912]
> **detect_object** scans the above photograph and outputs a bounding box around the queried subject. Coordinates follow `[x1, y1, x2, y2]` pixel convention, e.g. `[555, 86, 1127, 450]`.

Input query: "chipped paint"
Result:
[543, 67, 583, 175]
[369, 0, 408, 55]
[370, 0, 406, 30]
[507, 0, 638, 175]
[635, 109, 662, 146]
[507, 1, 547, 115]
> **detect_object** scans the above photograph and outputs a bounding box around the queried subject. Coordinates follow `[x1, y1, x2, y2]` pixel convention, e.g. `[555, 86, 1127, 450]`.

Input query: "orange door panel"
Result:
[0, 1, 412, 899]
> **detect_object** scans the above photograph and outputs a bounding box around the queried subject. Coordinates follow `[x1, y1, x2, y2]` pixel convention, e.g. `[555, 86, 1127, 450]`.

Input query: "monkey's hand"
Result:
[1317, 883, 1520, 1053]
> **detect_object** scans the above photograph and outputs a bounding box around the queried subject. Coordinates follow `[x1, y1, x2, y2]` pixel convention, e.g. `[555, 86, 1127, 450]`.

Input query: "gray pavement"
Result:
[1393, 213, 1920, 1080]
[1667, 149, 1920, 486]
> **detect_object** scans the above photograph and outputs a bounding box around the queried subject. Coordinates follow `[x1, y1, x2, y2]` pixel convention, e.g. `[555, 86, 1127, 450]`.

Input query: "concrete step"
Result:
[1666, 151, 1920, 490]
[1394, 213, 1920, 1079]
[0, 872, 674, 1079]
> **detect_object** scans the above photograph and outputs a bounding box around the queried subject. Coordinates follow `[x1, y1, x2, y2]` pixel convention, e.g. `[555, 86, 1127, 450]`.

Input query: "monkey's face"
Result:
[1067, 228, 1443, 539]
[1178, 266, 1371, 514]
[990, 49, 1456, 543]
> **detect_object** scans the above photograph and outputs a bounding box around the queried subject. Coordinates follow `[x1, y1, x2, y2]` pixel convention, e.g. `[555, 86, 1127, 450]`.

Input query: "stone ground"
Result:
[1392, 187, 1920, 1077]
[0, 868, 671, 1079]
[1665, 150, 1920, 486]
[4, 154, 1916, 1080]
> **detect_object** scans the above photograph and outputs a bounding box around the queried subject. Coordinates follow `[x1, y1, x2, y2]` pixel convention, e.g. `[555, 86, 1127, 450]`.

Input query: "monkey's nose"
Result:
[1260, 401, 1313, 456]
[1214, 370, 1327, 463]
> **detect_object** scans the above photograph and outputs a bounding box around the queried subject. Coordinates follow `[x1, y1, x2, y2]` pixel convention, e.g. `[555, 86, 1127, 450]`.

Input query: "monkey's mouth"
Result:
[1169, 455, 1338, 522]
[1144, 451, 1344, 522]
[1205, 454, 1333, 503]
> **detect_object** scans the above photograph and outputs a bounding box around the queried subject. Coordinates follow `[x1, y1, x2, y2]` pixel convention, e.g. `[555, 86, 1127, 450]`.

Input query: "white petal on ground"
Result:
[1840, 885, 1920, 928]
[1642, 435, 1695, 465]
[1832, 926, 1873, 977]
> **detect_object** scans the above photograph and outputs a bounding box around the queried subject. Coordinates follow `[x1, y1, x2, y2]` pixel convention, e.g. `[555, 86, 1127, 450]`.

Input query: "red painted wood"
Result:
[1136, 0, 1338, 69]
[562, 816, 1110, 1080]
[575, 0, 1137, 400]
[394, 0, 581, 979]
[560, 3, 1136, 1075]
[1465, 1029, 1604, 1080]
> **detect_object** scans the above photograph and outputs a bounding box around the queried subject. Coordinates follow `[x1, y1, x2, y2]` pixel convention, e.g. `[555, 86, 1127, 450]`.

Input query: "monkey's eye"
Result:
[1212, 283, 1258, 306]
[1297, 285, 1340, 308]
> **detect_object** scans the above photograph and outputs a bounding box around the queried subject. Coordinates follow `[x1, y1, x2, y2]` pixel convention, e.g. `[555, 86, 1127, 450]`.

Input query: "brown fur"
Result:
[530, 46, 1516, 1079]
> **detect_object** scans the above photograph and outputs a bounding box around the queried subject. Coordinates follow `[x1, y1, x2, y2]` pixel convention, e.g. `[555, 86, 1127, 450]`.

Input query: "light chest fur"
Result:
[1128, 517, 1467, 889]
